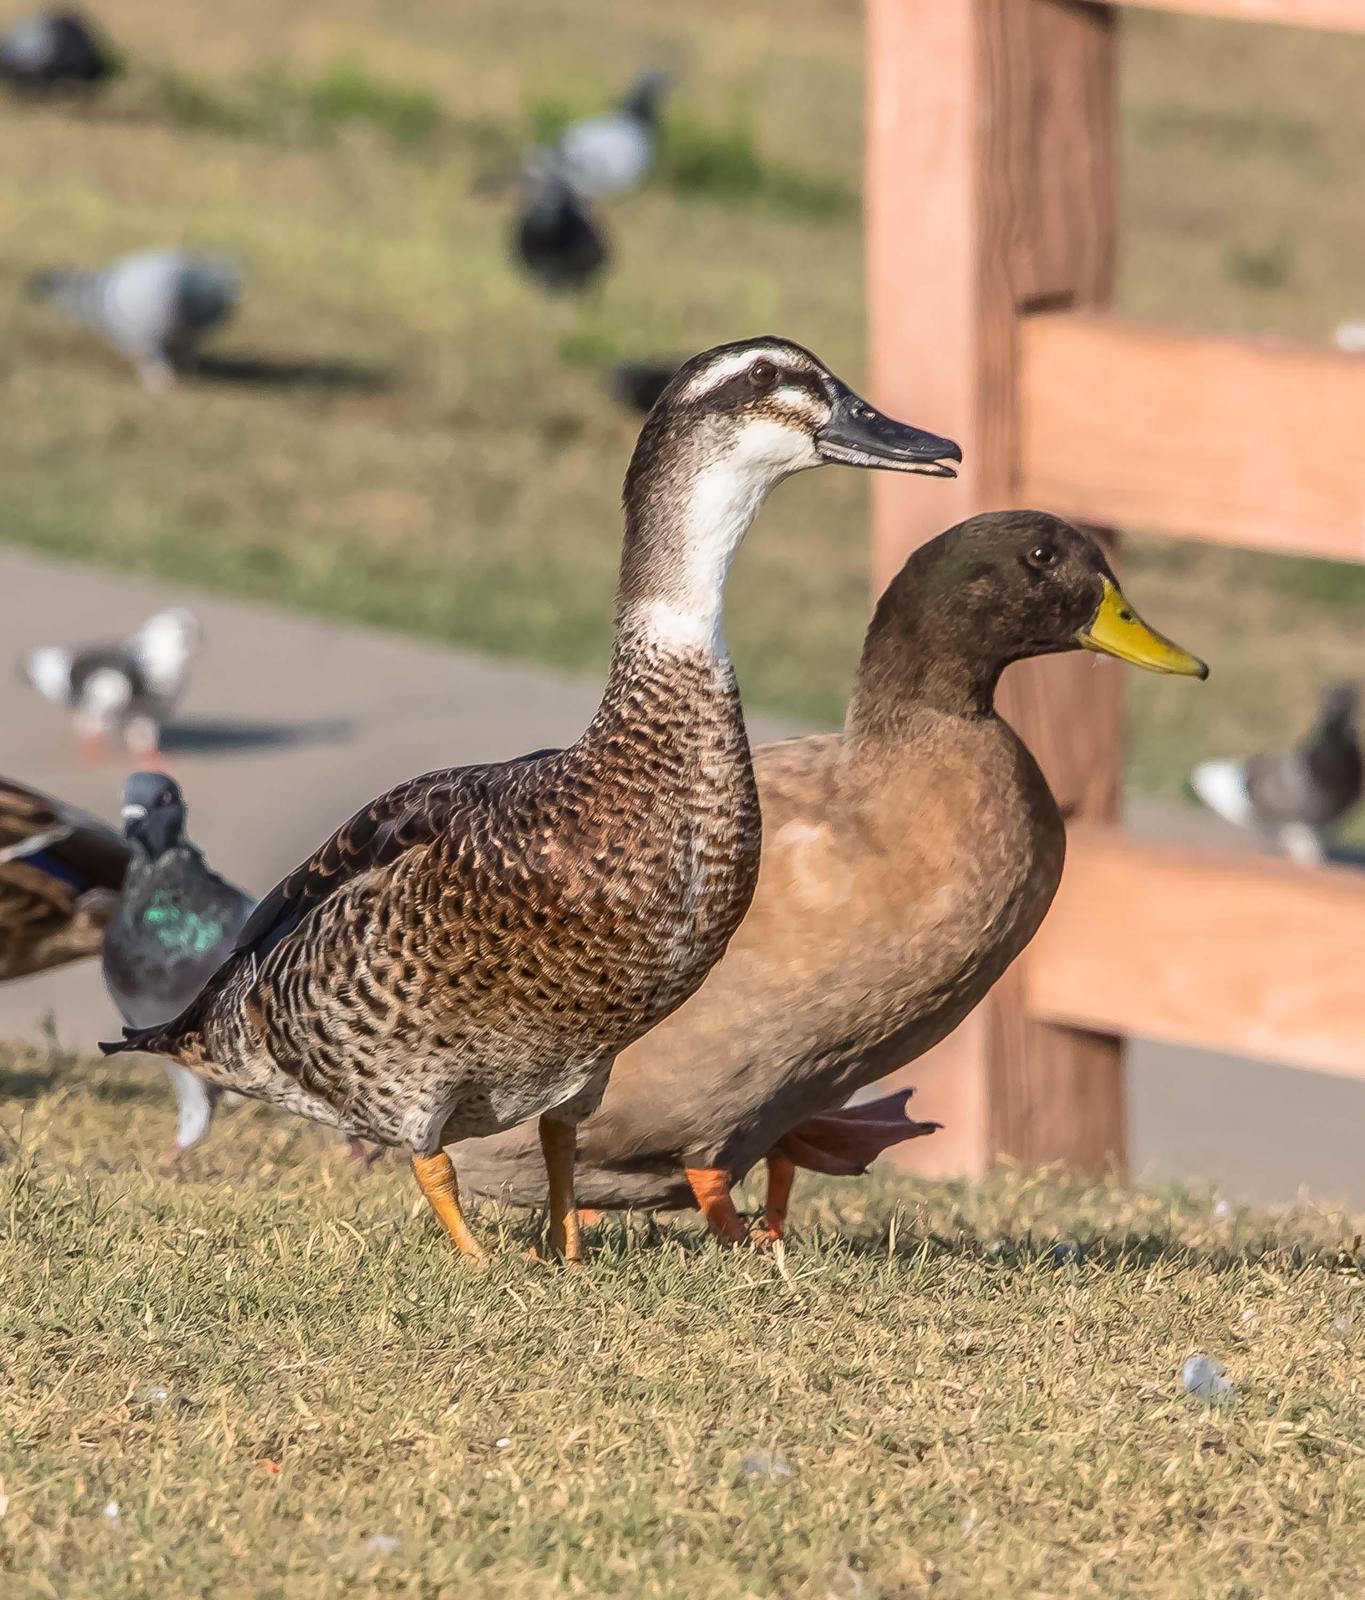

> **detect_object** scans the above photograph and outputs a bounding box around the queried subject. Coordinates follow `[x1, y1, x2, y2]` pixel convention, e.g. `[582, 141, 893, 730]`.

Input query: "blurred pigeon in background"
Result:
[27, 249, 240, 390]
[102, 772, 254, 1162]
[554, 68, 671, 198]
[1191, 682, 1362, 865]
[514, 155, 609, 294]
[0, 8, 112, 94]
[21, 607, 201, 762]
[609, 358, 681, 415]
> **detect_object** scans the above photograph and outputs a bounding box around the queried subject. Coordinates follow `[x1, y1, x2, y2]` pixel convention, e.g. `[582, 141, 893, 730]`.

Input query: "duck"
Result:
[1191, 682, 1360, 865]
[513, 155, 610, 295]
[0, 774, 127, 982]
[458, 511, 1208, 1242]
[20, 606, 200, 762]
[0, 9, 111, 94]
[102, 772, 255, 1162]
[27, 250, 240, 391]
[102, 336, 960, 1264]
[553, 69, 671, 199]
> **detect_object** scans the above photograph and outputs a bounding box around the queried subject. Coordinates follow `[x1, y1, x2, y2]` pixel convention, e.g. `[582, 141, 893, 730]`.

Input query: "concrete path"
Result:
[2, 546, 1360, 1207]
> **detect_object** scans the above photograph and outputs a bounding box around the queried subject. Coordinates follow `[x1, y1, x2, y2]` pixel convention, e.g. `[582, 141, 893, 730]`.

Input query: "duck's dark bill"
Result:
[1078, 578, 1209, 679]
[816, 388, 961, 477]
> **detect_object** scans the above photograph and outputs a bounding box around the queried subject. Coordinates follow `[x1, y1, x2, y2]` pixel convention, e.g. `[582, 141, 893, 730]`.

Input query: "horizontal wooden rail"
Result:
[1028, 824, 1365, 1081]
[1018, 312, 1365, 562]
[1109, 1, 1365, 31]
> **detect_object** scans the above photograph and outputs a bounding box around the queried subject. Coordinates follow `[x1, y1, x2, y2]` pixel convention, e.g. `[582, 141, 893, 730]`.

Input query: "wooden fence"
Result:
[865, 0, 1365, 1178]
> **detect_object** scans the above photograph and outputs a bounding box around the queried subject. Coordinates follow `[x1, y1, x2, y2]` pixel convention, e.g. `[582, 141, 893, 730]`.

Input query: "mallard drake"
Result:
[1191, 682, 1360, 865]
[102, 773, 255, 1162]
[27, 251, 240, 392]
[0, 774, 127, 982]
[103, 337, 959, 1264]
[459, 511, 1207, 1241]
[20, 606, 200, 761]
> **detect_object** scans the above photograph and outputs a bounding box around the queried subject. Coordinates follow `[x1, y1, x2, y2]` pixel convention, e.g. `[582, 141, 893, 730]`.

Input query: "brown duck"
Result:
[0, 775, 128, 982]
[458, 511, 1208, 1241]
[103, 337, 959, 1263]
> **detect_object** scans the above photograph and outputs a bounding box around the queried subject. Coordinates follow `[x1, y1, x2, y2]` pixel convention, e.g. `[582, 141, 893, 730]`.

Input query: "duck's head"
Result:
[120, 771, 186, 858]
[619, 338, 960, 648]
[632, 336, 961, 489]
[854, 511, 1206, 725]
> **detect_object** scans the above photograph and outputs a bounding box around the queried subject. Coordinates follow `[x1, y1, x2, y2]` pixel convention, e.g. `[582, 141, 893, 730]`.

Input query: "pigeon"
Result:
[0, 8, 112, 94]
[554, 69, 670, 199]
[101, 772, 254, 1161]
[1334, 321, 1365, 355]
[609, 358, 681, 415]
[513, 157, 609, 294]
[27, 249, 240, 390]
[21, 606, 200, 763]
[0, 774, 127, 981]
[1191, 682, 1362, 864]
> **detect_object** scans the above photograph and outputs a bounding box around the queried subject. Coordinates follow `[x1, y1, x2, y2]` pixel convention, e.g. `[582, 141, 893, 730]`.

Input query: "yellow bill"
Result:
[1078, 577, 1208, 679]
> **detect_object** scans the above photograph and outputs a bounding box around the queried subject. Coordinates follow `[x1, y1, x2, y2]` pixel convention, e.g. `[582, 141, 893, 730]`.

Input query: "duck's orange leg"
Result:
[685, 1167, 748, 1245]
[411, 1151, 488, 1266]
[539, 1116, 585, 1264]
[753, 1151, 797, 1244]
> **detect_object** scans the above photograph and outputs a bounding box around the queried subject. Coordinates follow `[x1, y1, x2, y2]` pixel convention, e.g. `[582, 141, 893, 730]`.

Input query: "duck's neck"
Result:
[844, 564, 1004, 747]
[613, 426, 776, 664]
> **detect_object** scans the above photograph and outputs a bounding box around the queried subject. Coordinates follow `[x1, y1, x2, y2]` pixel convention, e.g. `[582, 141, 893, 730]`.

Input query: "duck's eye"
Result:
[1027, 545, 1057, 571]
[748, 359, 777, 392]
[157, 791, 175, 807]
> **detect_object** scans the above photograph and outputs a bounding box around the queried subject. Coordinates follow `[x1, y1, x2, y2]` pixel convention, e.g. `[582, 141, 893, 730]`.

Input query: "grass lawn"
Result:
[0, 2, 1363, 806]
[0, 1041, 1361, 1597]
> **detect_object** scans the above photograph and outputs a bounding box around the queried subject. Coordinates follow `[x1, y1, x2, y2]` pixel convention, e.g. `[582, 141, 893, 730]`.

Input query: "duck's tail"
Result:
[772, 1089, 940, 1177]
[100, 1016, 200, 1062]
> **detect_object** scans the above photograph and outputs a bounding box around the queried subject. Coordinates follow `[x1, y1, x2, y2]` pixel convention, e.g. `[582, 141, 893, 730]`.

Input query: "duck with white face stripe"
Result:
[104, 336, 959, 1269]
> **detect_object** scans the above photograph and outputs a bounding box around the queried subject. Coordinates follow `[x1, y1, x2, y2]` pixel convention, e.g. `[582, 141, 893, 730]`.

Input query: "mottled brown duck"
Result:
[458, 511, 1208, 1242]
[103, 336, 959, 1263]
[0, 774, 127, 981]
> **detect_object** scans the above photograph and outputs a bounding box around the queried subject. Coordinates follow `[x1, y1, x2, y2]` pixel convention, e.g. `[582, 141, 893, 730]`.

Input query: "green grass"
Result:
[1, 1038, 1362, 1598]
[0, 0, 1363, 792]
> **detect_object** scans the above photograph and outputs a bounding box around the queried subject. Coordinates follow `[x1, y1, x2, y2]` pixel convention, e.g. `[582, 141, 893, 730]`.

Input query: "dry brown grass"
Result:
[1, 1039, 1362, 1599]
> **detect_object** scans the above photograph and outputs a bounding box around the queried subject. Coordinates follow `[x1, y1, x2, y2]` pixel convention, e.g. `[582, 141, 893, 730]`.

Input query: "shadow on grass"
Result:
[159, 715, 354, 757]
[195, 353, 392, 394]
[0, 1059, 161, 1104]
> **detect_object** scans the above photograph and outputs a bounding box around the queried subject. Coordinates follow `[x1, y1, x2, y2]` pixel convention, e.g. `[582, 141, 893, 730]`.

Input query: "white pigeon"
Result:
[553, 69, 671, 199]
[27, 249, 240, 391]
[21, 608, 201, 761]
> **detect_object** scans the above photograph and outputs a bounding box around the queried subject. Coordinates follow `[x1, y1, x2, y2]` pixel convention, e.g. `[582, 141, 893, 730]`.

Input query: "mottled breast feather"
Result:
[124, 645, 762, 1152]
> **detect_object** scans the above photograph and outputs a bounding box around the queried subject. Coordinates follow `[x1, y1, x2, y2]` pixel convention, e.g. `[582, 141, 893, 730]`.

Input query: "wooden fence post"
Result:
[865, 0, 1127, 1177]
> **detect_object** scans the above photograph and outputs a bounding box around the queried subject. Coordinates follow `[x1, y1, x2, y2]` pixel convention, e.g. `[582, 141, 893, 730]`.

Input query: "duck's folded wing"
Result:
[0, 775, 128, 893]
[234, 750, 560, 961]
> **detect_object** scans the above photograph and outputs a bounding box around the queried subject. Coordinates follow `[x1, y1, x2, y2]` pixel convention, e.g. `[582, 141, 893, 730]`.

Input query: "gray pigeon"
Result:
[21, 607, 200, 761]
[1191, 683, 1362, 864]
[28, 249, 240, 390]
[553, 69, 670, 199]
[0, 9, 111, 93]
[102, 772, 254, 1161]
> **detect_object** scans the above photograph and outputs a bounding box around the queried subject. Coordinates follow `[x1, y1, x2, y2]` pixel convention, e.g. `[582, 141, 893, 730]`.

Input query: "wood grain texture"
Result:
[1030, 824, 1365, 1081]
[865, 0, 1125, 1178]
[1020, 313, 1365, 561]
[1108, 0, 1365, 32]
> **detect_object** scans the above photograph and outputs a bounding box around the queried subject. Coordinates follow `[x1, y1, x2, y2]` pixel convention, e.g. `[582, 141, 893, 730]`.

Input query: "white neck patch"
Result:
[636, 417, 821, 657]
